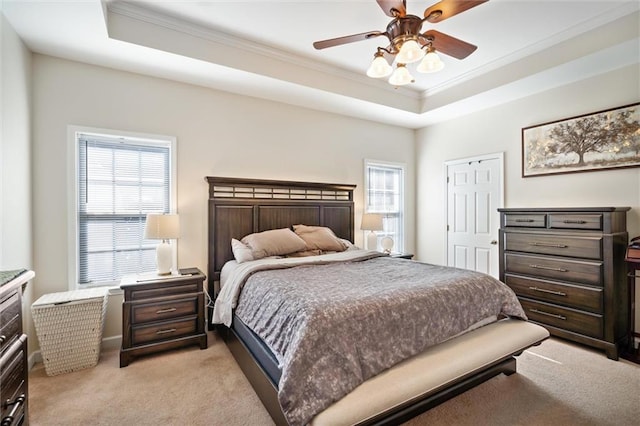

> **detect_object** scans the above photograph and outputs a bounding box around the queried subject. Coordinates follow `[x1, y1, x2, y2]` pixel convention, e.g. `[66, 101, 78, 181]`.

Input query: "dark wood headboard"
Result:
[205, 176, 356, 302]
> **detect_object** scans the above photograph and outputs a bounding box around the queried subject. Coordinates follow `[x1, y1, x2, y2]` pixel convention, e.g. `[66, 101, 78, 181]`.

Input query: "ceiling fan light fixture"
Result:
[417, 48, 444, 73]
[395, 39, 425, 64]
[366, 53, 393, 78]
[388, 63, 414, 86]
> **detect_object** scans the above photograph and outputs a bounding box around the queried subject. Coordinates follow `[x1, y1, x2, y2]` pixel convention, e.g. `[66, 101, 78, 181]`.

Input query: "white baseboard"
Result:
[28, 335, 122, 371]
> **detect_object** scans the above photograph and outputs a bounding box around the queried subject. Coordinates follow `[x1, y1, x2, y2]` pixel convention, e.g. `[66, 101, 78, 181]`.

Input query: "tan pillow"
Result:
[241, 228, 307, 259]
[293, 225, 347, 252]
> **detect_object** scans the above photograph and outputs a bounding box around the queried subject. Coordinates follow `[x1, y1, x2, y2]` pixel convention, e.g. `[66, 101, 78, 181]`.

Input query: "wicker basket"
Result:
[31, 287, 108, 376]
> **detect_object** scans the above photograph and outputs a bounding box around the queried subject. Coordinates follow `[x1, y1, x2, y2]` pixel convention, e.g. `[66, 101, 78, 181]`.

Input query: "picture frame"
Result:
[522, 102, 640, 177]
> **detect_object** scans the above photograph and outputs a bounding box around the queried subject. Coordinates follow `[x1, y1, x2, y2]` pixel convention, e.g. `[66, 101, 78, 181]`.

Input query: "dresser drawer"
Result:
[504, 232, 602, 260]
[0, 316, 21, 356]
[132, 317, 197, 346]
[504, 253, 602, 286]
[548, 214, 602, 230]
[0, 291, 20, 327]
[504, 213, 546, 228]
[132, 297, 198, 324]
[505, 274, 603, 313]
[520, 298, 603, 339]
[0, 337, 27, 426]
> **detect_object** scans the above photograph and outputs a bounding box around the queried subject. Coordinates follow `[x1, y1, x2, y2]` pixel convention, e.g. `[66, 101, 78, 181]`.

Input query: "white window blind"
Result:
[364, 160, 405, 252]
[77, 133, 172, 286]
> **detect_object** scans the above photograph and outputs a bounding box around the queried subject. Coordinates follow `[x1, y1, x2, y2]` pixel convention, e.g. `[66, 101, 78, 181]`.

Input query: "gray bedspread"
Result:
[232, 255, 526, 426]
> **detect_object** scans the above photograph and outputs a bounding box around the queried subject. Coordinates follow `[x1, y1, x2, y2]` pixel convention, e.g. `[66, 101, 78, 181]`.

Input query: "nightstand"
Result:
[389, 253, 414, 260]
[120, 267, 207, 367]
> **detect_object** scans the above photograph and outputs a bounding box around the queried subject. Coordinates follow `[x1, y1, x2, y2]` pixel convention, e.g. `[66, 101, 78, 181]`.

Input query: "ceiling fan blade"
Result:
[422, 30, 477, 59]
[376, 0, 406, 18]
[313, 31, 385, 50]
[424, 0, 488, 23]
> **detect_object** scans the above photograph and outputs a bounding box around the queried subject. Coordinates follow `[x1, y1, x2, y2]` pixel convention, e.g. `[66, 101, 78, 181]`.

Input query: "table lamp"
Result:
[144, 213, 180, 275]
[361, 213, 383, 251]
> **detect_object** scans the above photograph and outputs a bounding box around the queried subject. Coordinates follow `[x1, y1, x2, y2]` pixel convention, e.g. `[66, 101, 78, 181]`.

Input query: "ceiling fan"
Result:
[313, 0, 489, 86]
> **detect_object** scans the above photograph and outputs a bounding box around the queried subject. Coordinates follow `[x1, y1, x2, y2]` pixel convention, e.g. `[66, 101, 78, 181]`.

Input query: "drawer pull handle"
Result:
[528, 286, 567, 297]
[529, 264, 568, 272]
[515, 219, 535, 223]
[156, 307, 177, 314]
[563, 219, 586, 224]
[0, 335, 6, 346]
[531, 242, 568, 248]
[2, 394, 26, 426]
[529, 308, 566, 321]
[156, 328, 177, 335]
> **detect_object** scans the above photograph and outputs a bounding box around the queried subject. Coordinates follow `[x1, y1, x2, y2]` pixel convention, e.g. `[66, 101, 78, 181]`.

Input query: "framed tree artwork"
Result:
[522, 103, 640, 177]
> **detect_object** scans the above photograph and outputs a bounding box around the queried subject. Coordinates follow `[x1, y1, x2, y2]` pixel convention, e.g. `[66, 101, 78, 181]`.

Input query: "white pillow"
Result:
[241, 228, 307, 260]
[231, 238, 254, 264]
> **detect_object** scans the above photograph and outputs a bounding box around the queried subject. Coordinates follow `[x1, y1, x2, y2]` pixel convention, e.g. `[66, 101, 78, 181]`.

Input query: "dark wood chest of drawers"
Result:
[120, 268, 207, 367]
[1, 270, 33, 426]
[499, 207, 630, 359]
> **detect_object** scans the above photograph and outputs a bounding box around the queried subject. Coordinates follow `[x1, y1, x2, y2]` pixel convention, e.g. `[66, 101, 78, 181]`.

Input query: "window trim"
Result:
[67, 125, 177, 290]
[363, 159, 406, 253]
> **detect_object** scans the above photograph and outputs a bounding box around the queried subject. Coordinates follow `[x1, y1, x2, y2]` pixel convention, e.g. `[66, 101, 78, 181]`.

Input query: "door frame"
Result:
[443, 152, 505, 276]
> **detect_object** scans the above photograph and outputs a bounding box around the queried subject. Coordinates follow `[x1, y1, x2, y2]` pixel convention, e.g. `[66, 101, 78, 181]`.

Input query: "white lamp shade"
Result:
[417, 51, 444, 73]
[388, 64, 414, 86]
[366, 55, 393, 78]
[144, 214, 180, 240]
[395, 39, 425, 64]
[361, 213, 384, 231]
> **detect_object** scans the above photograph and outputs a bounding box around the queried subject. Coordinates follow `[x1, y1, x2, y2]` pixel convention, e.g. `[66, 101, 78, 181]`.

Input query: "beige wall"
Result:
[1, 12, 35, 350]
[31, 54, 416, 345]
[416, 63, 640, 329]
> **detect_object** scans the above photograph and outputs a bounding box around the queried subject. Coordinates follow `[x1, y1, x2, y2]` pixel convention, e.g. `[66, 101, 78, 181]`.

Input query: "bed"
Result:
[206, 176, 549, 426]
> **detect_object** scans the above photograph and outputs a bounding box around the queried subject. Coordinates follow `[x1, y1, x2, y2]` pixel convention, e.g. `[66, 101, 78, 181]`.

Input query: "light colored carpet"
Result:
[29, 333, 639, 425]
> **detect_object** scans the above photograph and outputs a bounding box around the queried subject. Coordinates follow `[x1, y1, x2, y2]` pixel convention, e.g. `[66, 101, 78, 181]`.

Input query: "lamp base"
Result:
[156, 241, 172, 275]
[367, 231, 378, 251]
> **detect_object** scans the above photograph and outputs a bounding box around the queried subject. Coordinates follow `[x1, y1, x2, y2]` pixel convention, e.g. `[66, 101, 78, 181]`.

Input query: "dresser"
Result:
[1, 269, 34, 426]
[120, 268, 207, 367]
[498, 207, 630, 360]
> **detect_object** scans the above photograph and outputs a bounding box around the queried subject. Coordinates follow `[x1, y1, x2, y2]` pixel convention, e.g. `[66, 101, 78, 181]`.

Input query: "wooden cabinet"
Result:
[120, 268, 207, 367]
[1, 270, 33, 426]
[499, 207, 630, 360]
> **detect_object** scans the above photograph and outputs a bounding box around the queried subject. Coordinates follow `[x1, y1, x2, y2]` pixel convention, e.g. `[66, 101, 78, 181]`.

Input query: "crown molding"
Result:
[106, 1, 420, 100]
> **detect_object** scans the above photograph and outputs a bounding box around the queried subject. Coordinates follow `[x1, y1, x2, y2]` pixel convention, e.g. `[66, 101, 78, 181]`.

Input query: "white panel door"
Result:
[446, 156, 502, 277]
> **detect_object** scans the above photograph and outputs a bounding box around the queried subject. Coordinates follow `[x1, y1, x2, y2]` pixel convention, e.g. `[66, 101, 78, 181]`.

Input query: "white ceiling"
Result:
[3, 0, 639, 128]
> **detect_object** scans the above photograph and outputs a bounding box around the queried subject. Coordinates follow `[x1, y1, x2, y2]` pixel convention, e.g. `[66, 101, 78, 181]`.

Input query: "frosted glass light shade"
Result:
[417, 51, 444, 73]
[388, 64, 414, 86]
[396, 39, 425, 64]
[366, 55, 393, 78]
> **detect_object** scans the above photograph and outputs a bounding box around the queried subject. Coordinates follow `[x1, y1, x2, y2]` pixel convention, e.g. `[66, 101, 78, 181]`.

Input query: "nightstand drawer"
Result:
[505, 274, 603, 313]
[504, 232, 602, 260]
[132, 297, 198, 324]
[504, 253, 602, 286]
[132, 317, 198, 346]
[129, 281, 200, 301]
[520, 298, 603, 339]
[0, 315, 20, 355]
[0, 291, 20, 327]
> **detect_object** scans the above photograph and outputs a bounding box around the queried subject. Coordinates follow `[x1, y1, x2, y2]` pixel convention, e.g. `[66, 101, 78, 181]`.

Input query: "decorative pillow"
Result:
[293, 225, 347, 252]
[241, 228, 307, 260]
[339, 238, 359, 251]
[231, 238, 254, 264]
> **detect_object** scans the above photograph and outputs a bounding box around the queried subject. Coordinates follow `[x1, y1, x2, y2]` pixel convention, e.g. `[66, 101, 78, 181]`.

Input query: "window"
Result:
[70, 128, 175, 287]
[364, 160, 405, 252]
